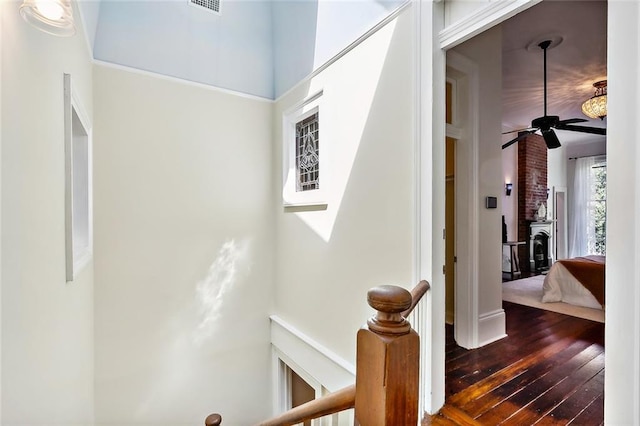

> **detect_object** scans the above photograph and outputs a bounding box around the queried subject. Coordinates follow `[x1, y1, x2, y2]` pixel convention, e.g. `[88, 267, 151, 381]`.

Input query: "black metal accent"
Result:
[502, 39, 606, 150]
[555, 124, 607, 135]
[539, 40, 552, 117]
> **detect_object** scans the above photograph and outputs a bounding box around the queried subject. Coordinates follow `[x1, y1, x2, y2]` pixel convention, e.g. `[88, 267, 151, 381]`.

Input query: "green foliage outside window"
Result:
[590, 164, 607, 255]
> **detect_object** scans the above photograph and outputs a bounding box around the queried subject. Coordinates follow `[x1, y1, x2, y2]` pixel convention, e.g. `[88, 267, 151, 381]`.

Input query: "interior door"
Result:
[445, 137, 456, 324]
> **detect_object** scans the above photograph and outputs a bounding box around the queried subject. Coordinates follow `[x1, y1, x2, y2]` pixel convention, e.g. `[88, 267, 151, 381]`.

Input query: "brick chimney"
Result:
[517, 133, 547, 271]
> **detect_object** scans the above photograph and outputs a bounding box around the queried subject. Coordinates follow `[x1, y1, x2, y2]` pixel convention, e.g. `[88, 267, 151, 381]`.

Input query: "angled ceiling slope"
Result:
[81, 0, 406, 100]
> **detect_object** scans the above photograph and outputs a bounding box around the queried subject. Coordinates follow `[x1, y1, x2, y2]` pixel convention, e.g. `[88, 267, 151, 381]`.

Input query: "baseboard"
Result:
[477, 309, 507, 347]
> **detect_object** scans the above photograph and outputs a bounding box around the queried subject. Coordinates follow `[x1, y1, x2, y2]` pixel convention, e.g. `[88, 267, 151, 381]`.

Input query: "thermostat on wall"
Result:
[486, 196, 497, 209]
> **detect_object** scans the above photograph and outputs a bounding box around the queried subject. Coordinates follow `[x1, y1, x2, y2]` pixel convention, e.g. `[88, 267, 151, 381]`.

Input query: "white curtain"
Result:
[569, 155, 605, 257]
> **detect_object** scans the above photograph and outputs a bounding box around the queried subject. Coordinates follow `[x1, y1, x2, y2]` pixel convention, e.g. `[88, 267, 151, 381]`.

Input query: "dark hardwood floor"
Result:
[423, 301, 604, 425]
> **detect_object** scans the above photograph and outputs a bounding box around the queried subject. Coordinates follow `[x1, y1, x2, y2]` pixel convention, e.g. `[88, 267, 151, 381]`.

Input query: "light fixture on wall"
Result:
[581, 80, 607, 120]
[505, 183, 513, 196]
[19, 0, 75, 37]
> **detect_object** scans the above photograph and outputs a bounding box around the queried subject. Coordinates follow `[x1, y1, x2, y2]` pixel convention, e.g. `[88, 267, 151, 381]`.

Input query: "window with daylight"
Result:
[588, 159, 607, 255]
[569, 155, 606, 257]
[295, 112, 320, 192]
[282, 91, 326, 207]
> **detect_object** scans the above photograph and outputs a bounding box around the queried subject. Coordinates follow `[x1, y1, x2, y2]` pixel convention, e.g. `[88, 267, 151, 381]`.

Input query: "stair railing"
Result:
[205, 280, 430, 426]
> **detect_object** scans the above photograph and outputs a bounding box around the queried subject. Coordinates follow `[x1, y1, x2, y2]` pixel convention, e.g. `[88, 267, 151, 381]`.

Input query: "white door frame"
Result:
[415, 0, 544, 415]
[418, 1, 640, 424]
[446, 51, 480, 350]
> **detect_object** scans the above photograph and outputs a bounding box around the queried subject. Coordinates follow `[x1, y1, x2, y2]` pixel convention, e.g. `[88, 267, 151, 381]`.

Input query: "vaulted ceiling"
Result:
[77, 0, 405, 100]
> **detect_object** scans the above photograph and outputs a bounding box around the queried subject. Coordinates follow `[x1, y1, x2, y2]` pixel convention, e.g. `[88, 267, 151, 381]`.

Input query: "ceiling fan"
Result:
[502, 40, 606, 150]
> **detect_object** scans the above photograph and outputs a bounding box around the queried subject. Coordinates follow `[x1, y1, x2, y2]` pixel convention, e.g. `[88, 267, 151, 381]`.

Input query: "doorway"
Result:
[445, 137, 456, 325]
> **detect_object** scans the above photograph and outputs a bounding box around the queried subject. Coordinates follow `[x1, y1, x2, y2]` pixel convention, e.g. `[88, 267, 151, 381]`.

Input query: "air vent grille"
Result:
[189, 0, 221, 14]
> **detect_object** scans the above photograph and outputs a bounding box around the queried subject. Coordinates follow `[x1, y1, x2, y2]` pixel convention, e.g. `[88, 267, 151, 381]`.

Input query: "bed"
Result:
[542, 255, 605, 310]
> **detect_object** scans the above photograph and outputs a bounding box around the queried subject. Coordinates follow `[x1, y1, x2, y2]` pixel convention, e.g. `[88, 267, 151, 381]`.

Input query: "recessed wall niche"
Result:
[64, 73, 92, 282]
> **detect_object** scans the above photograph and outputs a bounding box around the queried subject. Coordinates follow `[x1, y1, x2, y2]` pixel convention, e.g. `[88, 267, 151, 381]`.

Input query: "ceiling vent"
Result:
[189, 0, 221, 15]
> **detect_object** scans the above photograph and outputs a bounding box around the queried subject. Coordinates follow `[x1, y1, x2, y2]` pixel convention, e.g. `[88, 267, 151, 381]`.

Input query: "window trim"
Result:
[64, 73, 93, 282]
[282, 90, 327, 208]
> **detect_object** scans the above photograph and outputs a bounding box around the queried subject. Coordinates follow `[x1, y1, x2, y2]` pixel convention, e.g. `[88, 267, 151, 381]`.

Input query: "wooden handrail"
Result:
[257, 384, 355, 426]
[402, 279, 430, 318]
[205, 281, 429, 426]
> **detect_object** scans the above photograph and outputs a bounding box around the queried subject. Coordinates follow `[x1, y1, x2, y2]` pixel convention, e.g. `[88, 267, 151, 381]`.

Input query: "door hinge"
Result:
[443, 228, 446, 239]
[443, 265, 446, 274]
[454, 256, 457, 262]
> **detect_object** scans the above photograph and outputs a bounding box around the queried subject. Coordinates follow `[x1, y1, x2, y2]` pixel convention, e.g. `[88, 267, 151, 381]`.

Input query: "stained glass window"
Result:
[295, 112, 320, 192]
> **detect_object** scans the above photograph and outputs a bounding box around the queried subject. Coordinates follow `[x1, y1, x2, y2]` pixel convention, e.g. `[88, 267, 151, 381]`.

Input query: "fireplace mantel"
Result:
[529, 220, 553, 271]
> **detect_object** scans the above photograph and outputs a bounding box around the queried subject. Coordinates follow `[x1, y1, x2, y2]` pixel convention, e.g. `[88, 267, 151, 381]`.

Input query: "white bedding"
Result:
[542, 262, 603, 310]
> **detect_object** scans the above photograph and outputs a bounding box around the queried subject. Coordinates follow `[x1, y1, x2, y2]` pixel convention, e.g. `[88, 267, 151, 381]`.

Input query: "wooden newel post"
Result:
[204, 413, 222, 426]
[355, 285, 419, 426]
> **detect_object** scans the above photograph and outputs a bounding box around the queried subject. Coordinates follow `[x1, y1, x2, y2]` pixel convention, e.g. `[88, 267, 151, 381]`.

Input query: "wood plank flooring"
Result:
[423, 301, 604, 425]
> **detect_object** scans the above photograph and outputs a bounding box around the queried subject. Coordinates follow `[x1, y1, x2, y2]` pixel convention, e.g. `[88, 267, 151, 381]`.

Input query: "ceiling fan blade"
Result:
[555, 123, 607, 135]
[557, 118, 589, 125]
[502, 127, 535, 135]
[502, 129, 537, 150]
[541, 128, 562, 149]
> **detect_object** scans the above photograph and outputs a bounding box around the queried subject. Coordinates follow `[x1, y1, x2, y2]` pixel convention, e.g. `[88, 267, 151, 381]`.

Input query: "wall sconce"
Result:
[19, 0, 75, 36]
[505, 183, 513, 196]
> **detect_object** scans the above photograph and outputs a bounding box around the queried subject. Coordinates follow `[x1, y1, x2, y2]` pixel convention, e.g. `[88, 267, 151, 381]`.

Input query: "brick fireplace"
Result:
[517, 133, 548, 272]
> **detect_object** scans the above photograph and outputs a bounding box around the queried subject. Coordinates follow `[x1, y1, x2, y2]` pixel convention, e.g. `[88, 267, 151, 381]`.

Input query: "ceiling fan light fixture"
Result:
[581, 80, 607, 120]
[19, 0, 75, 37]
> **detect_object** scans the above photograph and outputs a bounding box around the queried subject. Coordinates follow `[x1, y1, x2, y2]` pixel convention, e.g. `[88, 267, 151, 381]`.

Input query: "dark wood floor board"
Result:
[496, 353, 604, 425]
[445, 324, 598, 396]
[444, 307, 569, 368]
[535, 370, 604, 425]
[425, 414, 462, 426]
[446, 312, 594, 379]
[438, 405, 484, 426]
[459, 340, 600, 417]
[424, 302, 605, 426]
[473, 346, 602, 424]
[448, 334, 579, 405]
[447, 305, 602, 385]
[567, 393, 604, 426]
[452, 336, 599, 410]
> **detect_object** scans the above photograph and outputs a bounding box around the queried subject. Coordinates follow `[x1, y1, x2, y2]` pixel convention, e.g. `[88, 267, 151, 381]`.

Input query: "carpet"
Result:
[502, 275, 604, 323]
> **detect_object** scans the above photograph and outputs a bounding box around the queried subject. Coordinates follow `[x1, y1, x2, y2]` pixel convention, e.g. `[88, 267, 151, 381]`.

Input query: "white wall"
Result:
[606, 2, 640, 423]
[444, 1, 490, 28]
[273, 9, 414, 366]
[272, 0, 406, 98]
[451, 26, 505, 345]
[93, 65, 274, 425]
[1, 1, 94, 423]
[547, 145, 567, 201]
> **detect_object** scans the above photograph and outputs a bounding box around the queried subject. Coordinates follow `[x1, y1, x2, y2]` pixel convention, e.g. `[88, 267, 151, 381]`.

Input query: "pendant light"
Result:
[581, 80, 607, 120]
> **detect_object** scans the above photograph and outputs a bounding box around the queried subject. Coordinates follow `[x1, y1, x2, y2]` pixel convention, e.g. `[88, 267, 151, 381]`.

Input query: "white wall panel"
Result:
[93, 64, 274, 425]
[1, 1, 94, 423]
[272, 9, 415, 366]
